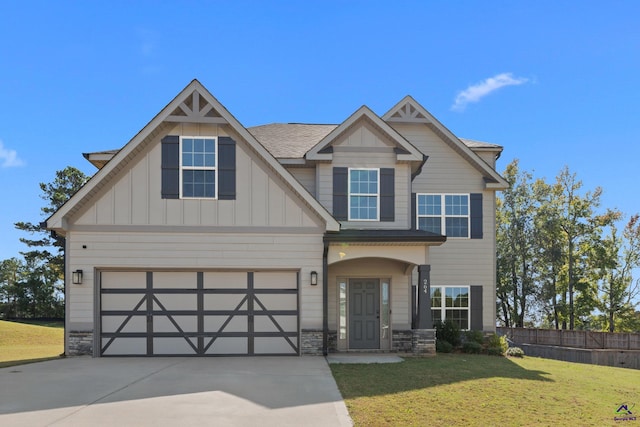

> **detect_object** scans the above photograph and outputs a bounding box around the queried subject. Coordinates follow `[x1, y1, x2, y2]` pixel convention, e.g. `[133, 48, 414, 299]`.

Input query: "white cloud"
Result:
[0, 140, 25, 168]
[452, 73, 529, 111]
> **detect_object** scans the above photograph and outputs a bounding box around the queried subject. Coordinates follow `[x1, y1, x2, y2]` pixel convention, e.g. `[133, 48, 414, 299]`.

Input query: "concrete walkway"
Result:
[0, 357, 352, 427]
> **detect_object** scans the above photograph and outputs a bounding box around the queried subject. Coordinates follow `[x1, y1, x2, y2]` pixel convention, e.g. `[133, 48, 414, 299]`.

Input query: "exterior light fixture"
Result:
[310, 271, 318, 286]
[72, 270, 83, 284]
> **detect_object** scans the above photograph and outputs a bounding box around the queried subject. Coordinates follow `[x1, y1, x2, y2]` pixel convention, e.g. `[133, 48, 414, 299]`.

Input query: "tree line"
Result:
[0, 167, 88, 319]
[497, 160, 640, 332]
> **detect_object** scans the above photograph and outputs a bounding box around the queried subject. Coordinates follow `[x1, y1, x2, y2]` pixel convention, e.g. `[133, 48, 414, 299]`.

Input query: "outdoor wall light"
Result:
[310, 271, 318, 286]
[72, 269, 83, 285]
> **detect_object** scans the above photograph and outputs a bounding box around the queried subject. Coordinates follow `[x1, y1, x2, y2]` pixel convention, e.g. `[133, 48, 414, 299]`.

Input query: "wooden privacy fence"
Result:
[497, 327, 640, 350]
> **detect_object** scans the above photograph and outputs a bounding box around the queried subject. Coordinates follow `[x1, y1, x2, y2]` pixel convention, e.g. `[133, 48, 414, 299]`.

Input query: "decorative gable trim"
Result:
[305, 106, 423, 162]
[166, 90, 228, 124]
[383, 96, 508, 190]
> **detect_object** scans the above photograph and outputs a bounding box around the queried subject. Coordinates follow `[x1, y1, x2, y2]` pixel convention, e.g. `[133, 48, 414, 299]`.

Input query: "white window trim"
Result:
[431, 285, 470, 330]
[179, 136, 218, 199]
[416, 193, 470, 238]
[348, 168, 380, 221]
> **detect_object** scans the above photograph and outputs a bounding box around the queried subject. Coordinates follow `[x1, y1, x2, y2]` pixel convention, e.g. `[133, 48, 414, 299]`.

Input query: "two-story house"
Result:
[46, 80, 507, 357]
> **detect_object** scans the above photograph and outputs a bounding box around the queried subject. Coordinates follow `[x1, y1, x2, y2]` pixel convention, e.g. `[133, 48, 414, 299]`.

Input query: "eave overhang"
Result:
[324, 229, 446, 245]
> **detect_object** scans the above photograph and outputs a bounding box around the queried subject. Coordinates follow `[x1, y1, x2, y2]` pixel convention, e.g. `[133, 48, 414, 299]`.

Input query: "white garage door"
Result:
[100, 271, 299, 356]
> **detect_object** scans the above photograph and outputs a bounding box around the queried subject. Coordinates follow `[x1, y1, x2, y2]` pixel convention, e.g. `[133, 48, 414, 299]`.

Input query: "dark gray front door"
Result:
[349, 279, 380, 349]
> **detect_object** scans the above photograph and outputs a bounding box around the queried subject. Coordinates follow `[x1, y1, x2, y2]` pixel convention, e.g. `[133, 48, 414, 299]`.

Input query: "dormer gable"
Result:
[305, 106, 423, 162]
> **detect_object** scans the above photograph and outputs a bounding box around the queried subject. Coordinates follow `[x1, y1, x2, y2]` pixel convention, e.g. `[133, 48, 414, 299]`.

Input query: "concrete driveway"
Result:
[0, 356, 352, 427]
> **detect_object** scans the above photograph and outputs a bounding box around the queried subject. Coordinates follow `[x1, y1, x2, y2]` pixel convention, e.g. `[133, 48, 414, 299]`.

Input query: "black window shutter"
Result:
[470, 193, 483, 239]
[333, 167, 348, 220]
[218, 137, 236, 200]
[411, 192, 417, 230]
[161, 135, 180, 199]
[379, 168, 395, 222]
[470, 285, 483, 330]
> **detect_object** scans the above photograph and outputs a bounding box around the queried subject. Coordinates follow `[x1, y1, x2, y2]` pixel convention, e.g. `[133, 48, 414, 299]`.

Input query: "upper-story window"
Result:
[349, 168, 379, 221]
[417, 194, 469, 237]
[181, 137, 217, 198]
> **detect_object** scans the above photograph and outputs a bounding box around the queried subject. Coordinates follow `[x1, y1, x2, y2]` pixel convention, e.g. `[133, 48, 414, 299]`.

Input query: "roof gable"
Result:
[305, 106, 423, 162]
[383, 96, 508, 189]
[47, 80, 340, 232]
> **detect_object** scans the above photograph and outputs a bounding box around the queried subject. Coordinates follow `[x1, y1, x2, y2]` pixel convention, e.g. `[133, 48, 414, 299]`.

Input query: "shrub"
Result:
[464, 330, 484, 345]
[435, 320, 461, 347]
[487, 347, 503, 356]
[506, 347, 525, 358]
[486, 333, 508, 354]
[436, 340, 454, 353]
[462, 341, 482, 354]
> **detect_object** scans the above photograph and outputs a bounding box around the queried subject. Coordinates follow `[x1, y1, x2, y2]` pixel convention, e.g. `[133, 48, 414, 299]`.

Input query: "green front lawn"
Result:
[0, 320, 64, 368]
[331, 354, 640, 426]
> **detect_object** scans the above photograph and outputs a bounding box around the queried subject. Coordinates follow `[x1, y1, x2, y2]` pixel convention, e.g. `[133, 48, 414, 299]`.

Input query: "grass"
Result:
[0, 320, 64, 368]
[331, 354, 640, 426]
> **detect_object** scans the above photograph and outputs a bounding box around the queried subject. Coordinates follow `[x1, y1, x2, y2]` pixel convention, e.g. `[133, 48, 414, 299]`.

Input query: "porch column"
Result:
[416, 264, 432, 329]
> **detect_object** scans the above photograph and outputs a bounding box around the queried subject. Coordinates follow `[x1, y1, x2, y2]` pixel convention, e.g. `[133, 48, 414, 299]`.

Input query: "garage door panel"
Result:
[206, 337, 248, 355]
[102, 338, 146, 356]
[153, 272, 197, 289]
[203, 294, 247, 310]
[255, 294, 297, 311]
[102, 293, 146, 311]
[153, 294, 197, 311]
[204, 272, 247, 289]
[154, 315, 198, 333]
[254, 315, 297, 333]
[102, 272, 147, 289]
[100, 270, 299, 356]
[102, 315, 146, 333]
[204, 315, 247, 332]
[254, 337, 297, 354]
[154, 337, 198, 355]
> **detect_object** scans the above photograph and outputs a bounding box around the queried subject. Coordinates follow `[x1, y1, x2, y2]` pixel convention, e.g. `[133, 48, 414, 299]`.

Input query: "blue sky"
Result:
[1, 1, 639, 261]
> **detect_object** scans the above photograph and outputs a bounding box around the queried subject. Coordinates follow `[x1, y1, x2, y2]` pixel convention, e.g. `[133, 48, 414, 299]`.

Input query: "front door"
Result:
[349, 279, 380, 349]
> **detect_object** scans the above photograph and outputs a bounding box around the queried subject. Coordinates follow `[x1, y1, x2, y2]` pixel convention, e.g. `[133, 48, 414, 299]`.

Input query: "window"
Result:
[430, 286, 469, 330]
[417, 194, 469, 237]
[349, 168, 379, 220]
[181, 137, 217, 198]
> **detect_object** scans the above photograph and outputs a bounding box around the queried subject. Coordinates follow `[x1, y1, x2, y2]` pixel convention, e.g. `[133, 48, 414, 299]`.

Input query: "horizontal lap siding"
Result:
[288, 168, 317, 197]
[395, 123, 498, 331]
[66, 231, 324, 330]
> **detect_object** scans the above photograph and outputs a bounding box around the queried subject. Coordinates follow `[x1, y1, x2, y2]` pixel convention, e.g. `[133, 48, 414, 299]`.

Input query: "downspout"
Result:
[322, 239, 329, 356]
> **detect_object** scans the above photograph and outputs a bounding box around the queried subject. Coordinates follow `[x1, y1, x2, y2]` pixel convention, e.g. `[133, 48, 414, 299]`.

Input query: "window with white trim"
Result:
[181, 137, 217, 198]
[349, 168, 379, 220]
[430, 286, 469, 330]
[417, 194, 469, 237]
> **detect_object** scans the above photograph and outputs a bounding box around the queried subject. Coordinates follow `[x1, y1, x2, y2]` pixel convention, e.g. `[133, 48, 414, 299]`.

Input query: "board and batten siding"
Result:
[66, 231, 324, 331]
[315, 121, 411, 229]
[73, 123, 323, 229]
[393, 123, 498, 331]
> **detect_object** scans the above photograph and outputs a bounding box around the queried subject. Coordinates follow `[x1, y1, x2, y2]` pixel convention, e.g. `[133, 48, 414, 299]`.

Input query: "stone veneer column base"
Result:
[68, 331, 93, 356]
[300, 329, 324, 355]
[392, 330, 413, 352]
[411, 329, 436, 355]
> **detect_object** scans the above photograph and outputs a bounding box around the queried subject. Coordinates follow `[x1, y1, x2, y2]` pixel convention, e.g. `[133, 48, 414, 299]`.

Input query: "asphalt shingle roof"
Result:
[248, 123, 501, 159]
